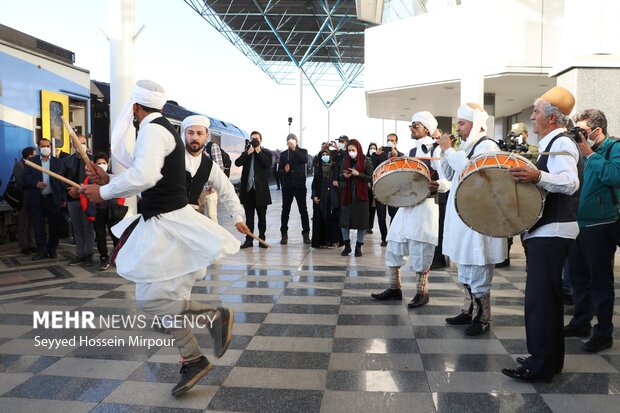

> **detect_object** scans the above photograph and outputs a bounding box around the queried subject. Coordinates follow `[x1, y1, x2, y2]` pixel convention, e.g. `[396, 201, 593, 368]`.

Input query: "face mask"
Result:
[40, 147, 51, 157]
[586, 129, 599, 147]
[251, 139, 260, 148]
[369, 149, 376, 155]
[338, 142, 345, 150]
[386, 141, 395, 148]
[97, 163, 108, 172]
[348, 151, 357, 159]
[321, 155, 330, 163]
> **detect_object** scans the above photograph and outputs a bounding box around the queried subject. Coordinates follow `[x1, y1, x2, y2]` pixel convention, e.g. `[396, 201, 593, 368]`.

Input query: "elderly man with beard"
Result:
[439, 103, 507, 336]
[371, 111, 450, 308]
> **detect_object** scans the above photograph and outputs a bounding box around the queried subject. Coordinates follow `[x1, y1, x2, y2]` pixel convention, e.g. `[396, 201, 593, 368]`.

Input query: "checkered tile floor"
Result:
[1, 188, 619, 412]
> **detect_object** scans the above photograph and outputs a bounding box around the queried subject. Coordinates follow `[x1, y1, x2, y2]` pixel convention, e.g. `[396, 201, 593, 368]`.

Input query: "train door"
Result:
[40, 90, 89, 156]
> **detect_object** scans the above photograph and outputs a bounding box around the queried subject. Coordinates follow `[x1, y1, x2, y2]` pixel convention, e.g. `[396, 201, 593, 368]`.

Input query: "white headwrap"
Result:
[111, 80, 168, 169]
[456, 103, 488, 153]
[181, 115, 211, 139]
[411, 111, 438, 135]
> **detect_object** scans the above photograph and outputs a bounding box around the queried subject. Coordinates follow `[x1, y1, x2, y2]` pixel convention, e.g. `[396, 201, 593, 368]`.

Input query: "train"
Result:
[0, 23, 249, 242]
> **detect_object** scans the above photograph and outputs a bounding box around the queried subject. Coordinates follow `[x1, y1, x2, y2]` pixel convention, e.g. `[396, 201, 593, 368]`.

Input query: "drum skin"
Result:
[372, 156, 431, 207]
[455, 152, 545, 237]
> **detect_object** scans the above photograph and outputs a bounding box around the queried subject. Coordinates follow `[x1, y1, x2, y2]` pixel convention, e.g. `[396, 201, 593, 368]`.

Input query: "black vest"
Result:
[410, 143, 440, 180]
[186, 153, 214, 205]
[529, 133, 581, 231]
[140, 116, 188, 220]
[467, 137, 494, 159]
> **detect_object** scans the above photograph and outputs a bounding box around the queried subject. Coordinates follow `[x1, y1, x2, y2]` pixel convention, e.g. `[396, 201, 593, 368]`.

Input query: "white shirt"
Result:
[40, 157, 52, 195]
[524, 128, 580, 240]
[101, 112, 175, 200]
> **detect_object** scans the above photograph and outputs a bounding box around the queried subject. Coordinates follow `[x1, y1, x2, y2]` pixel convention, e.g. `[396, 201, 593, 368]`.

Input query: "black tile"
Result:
[62, 282, 116, 291]
[207, 387, 323, 413]
[300, 265, 347, 271]
[601, 355, 620, 372]
[344, 283, 387, 290]
[127, 362, 232, 386]
[337, 314, 410, 326]
[533, 373, 620, 394]
[339, 296, 404, 306]
[0, 313, 37, 325]
[298, 275, 345, 283]
[195, 334, 252, 351]
[346, 270, 386, 277]
[406, 305, 464, 315]
[25, 296, 94, 306]
[327, 370, 429, 392]
[234, 312, 268, 324]
[421, 353, 516, 372]
[90, 404, 202, 413]
[236, 350, 330, 369]
[247, 269, 293, 276]
[256, 324, 335, 338]
[491, 297, 525, 306]
[190, 286, 226, 294]
[500, 339, 585, 355]
[283, 288, 342, 297]
[271, 304, 340, 315]
[66, 339, 162, 361]
[4, 375, 120, 401]
[99, 291, 135, 299]
[221, 294, 279, 303]
[413, 326, 496, 340]
[332, 338, 419, 354]
[434, 393, 552, 413]
[492, 315, 525, 326]
[230, 281, 288, 288]
[0, 355, 60, 373]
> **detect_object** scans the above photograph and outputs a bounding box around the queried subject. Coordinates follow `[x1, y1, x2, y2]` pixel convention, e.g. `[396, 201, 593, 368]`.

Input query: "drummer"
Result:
[371, 111, 450, 308]
[438, 103, 507, 336]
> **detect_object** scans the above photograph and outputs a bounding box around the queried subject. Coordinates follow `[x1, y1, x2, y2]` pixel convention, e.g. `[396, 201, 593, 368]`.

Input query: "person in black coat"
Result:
[235, 131, 273, 248]
[311, 148, 340, 248]
[21, 138, 66, 260]
[366, 142, 378, 234]
[13, 146, 37, 254]
[278, 133, 310, 244]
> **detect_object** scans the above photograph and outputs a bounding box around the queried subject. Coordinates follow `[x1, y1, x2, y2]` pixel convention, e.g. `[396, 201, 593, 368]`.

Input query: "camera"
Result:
[568, 126, 588, 143]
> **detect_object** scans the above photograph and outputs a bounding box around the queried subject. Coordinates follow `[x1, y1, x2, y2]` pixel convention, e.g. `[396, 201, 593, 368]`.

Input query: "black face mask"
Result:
[251, 139, 260, 148]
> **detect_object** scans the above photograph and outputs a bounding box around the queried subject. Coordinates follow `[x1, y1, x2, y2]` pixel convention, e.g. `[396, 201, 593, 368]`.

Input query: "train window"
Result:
[34, 115, 42, 143]
[49, 100, 64, 149]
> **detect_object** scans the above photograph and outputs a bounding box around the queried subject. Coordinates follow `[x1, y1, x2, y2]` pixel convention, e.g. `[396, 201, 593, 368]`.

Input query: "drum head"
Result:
[455, 168, 544, 237]
[374, 170, 430, 207]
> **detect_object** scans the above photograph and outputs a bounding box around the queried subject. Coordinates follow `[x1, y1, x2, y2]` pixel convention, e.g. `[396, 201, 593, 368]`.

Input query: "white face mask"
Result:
[97, 163, 108, 172]
[369, 149, 376, 155]
[386, 141, 395, 148]
[348, 151, 357, 159]
[338, 142, 345, 150]
[586, 129, 599, 147]
[40, 147, 51, 157]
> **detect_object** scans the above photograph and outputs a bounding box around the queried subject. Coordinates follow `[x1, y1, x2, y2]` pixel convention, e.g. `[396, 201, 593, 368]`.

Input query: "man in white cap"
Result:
[182, 114, 245, 226]
[81, 80, 246, 397]
[371, 111, 450, 308]
[502, 86, 580, 383]
[438, 103, 507, 336]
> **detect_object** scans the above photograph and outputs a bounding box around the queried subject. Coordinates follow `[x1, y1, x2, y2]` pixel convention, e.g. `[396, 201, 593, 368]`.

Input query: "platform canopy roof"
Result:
[183, 0, 377, 107]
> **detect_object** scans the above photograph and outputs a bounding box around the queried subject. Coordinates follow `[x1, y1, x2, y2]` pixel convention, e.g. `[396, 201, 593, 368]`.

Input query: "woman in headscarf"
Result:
[339, 139, 374, 256]
[366, 142, 378, 234]
[310, 148, 340, 248]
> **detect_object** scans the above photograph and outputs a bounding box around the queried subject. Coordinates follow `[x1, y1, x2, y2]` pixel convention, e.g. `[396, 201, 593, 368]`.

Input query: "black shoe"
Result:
[99, 256, 110, 271]
[445, 312, 472, 325]
[371, 288, 403, 301]
[280, 234, 288, 245]
[495, 258, 510, 268]
[564, 324, 591, 338]
[32, 254, 47, 261]
[240, 239, 253, 249]
[302, 232, 311, 245]
[583, 335, 613, 353]
[68, 256, 85, 266]
[258, 238, 268, 249]
[380, 240, 388, 247]
[465, 320, 489, 336]
[408, 293, 429, 308]
[516, 356, 527, 365]
[341, 241, 351, 256]
[48, 252, 57, 259]
[562, 293, 574, 305]
[501, 367, 551, 383]
[430, 260, 446, 270]
[354, 242, 363, 257]
[212, 307, 234, 358]
[171, 356, 213, 397]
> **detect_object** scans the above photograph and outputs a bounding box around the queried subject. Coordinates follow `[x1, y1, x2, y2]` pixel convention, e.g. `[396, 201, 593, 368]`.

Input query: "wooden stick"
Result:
[244, 231, 273, 249]
[24, 159, 81, 189]
[61, 116, 92, 166]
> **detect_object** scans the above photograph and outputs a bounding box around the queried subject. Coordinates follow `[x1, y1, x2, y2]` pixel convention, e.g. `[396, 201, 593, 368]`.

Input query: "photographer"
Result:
[278, 133, 310, 244]
[563, 109, 619, 353]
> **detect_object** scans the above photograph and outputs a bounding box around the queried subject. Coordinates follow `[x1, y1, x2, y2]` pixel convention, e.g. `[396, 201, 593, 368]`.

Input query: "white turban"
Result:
[456, 102, 488, 153]
[181, 115, 211, 138]
[411, 111, 438, 135]
[111, 80, 168, 169]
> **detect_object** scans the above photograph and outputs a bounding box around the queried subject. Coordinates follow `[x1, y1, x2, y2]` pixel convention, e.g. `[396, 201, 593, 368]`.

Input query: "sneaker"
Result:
[68, 256, 85, 266]
[99, 256, 110, 271]
[583, 335, 613, 353]
[211, 307, 234, 358]
[564, 324, 591, 338]
[408, 293, 429, 308]
[170, 356, 213, 397]
[445, 312, 473, 325]
[371, 288, 403, 301]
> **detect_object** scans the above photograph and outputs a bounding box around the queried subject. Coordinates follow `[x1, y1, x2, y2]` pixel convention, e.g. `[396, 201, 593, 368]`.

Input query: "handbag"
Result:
[2, 174, 23, 210]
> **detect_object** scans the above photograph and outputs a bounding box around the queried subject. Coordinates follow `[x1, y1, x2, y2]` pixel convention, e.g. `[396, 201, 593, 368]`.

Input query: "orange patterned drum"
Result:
[372, 156, 431, 207]
[455, 152, 545, 237]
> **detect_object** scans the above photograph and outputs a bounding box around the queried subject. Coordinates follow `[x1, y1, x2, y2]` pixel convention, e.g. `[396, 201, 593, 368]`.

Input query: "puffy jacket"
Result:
[577, 137, 620, 227]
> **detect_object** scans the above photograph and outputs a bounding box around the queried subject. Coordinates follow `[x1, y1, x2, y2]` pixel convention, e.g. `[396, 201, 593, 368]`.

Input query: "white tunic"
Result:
[441, 137, 507, 265]
[100, 113, 240, 283]
[387, 136, 451, 245]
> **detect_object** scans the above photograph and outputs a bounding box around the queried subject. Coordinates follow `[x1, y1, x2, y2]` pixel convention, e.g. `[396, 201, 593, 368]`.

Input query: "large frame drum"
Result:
[455, 152, 545, 237]
[372, 156, 430, 207]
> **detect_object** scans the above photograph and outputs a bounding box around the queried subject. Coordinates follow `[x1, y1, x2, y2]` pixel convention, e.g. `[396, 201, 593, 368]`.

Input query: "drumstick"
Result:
[25, 159, 81, 189]
[61, 116, 92, 166]
[244, 231, 273, 249]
